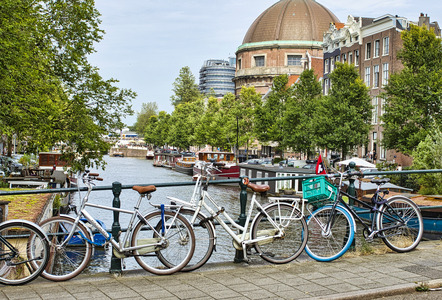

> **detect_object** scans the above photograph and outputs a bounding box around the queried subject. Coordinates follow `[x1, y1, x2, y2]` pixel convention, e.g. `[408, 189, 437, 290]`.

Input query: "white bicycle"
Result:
[167, 162, 308, 271]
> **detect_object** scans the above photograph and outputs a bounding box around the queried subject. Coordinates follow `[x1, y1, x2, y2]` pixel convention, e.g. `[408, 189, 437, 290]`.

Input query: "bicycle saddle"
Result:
[132, 185, 157, 194]
[247, 183, 270, 193]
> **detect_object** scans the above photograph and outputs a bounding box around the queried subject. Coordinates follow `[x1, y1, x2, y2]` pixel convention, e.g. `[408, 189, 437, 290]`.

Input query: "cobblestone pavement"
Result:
[0, 240, 441, 300]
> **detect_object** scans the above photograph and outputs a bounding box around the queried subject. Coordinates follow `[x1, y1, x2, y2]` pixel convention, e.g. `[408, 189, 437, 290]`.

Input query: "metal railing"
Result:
[1, 168, 441, 274]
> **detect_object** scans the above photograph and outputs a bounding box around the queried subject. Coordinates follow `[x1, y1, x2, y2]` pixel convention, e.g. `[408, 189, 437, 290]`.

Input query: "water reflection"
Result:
[75, 155, 243, 273]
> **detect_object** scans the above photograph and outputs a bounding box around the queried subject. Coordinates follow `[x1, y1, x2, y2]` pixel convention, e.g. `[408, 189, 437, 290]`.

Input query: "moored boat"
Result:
[193, 151, 240, 180]
[146, 150, 154, 160]
[174, 153, 196, 176]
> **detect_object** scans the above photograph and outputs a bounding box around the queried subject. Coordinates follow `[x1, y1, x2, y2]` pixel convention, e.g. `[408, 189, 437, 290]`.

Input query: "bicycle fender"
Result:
[55, 214, 94, 244]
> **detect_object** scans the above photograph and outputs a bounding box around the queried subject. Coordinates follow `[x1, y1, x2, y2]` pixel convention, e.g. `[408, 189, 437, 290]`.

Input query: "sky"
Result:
[88, 0, 441, 126]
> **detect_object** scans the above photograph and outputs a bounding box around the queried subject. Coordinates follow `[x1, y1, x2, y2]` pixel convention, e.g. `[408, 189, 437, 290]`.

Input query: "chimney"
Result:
[419, 13, 430, 29]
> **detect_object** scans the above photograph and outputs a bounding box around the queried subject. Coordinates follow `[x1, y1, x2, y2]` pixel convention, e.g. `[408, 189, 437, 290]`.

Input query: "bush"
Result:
[411, 129, 442, 195]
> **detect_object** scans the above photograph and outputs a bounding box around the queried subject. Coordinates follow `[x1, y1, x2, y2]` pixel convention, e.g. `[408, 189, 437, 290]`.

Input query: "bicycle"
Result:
[0, 219, 49, 285]
[38, 171, 195, 281]
[166, 162, 308, 271]
[303, 171, 424, 262]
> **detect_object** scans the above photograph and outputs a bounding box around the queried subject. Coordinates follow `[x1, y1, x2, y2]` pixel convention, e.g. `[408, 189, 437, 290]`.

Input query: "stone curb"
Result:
[306, 279, 442, 300]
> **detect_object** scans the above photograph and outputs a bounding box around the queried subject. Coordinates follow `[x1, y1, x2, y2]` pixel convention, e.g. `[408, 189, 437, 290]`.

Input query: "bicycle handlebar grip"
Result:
[96, 177, 103, 181]
[89, 173, 100, 177]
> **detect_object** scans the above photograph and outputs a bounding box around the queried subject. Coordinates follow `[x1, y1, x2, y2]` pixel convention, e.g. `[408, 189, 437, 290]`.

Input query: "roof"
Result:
[241, 0, 339, 45]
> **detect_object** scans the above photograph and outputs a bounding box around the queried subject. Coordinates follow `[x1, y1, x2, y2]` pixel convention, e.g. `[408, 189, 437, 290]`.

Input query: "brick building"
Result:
[323, 13, 440, 166]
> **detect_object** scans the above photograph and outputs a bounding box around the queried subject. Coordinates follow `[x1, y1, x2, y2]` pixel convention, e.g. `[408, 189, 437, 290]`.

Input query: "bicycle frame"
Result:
[321, 173, 412, 240]
[170, 165, 303, 256]
[60, 180, 181, 256]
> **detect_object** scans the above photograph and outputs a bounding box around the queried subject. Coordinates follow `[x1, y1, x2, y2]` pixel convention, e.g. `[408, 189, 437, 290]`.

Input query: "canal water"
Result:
[75, 155, 244, 274]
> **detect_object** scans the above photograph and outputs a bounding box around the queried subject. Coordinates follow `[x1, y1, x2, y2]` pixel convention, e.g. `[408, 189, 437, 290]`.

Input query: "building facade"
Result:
[199, 59, 236, 98]
[323, 13, 440, 166]
[234, 0, 339, 96]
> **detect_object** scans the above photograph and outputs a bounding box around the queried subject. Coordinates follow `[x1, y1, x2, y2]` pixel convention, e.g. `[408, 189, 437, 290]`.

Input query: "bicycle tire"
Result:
[305, 205, 355, 262]
[38, 216, 93, 281]
[377, 196, 423, 252]
[167, 209, 215, 271]
[252, 203, 308, 264]
[132, 210, 195, 275]
[0, 220, 49, 285]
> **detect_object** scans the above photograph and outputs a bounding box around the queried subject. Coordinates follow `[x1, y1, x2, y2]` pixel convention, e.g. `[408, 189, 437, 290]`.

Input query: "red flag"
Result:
[315, 155, 327, 175]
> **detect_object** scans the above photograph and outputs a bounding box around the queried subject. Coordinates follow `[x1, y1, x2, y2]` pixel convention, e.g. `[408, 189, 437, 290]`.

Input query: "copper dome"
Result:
[242, 0, 339, 44]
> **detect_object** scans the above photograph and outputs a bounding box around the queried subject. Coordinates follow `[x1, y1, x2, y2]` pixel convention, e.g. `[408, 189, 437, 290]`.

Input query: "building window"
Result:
[365, 67, 371, 86]
[383, 36, 390, 55]
[342, 53, 347, 63]
[348, 52, 353, 64]
[254, 55, 265, 67]
[287, 55, 302, 66]
[382, 63, 389, 85]
[335, 55, 340, 62]
[366, 42, 371, 59]
[374, 40, 380, 57]
[237, 59, 242, 70]
[373, 65, 380, 87]
[380, 97, 386, 119]
[331, 58, 335, 71]
[372, 97, 378, 124]
[324, 59, 330, 73]
[324, 78, 330, 95]
[355, 50, 359, 66]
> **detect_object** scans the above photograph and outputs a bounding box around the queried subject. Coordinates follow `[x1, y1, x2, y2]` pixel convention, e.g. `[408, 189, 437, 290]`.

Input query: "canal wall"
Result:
[109, 147, 147, 158]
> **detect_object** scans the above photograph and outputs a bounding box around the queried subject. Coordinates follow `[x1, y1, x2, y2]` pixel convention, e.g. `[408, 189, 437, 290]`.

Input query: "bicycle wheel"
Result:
[132, 210, 195, 275]
[305, 205, 355, 262]
[38, 216, 93, 281]
[0, 220, 49, 285]
[377, 196, 423, 252]
[170, 209, 215, 271]
[252, 203, 308, 264]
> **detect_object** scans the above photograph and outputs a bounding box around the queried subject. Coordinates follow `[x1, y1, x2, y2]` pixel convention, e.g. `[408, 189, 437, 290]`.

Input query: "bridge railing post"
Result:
[110, 181, 122, 274]
[234, 176, 248, 263]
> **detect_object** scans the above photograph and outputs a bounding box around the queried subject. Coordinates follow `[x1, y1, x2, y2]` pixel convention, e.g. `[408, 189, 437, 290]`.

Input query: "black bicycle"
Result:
[303, 171, 424, 262]
[0, 219, 49, 285]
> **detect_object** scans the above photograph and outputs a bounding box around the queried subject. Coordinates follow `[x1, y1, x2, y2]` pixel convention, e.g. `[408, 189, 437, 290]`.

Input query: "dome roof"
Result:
[242, 0, 339, 44]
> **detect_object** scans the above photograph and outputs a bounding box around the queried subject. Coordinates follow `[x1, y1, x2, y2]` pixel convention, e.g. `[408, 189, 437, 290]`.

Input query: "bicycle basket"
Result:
[302, 176, 337, 207]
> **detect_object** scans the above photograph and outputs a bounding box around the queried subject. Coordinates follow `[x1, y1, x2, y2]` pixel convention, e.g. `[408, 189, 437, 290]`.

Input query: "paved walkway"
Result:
[0, 240, 441, 300]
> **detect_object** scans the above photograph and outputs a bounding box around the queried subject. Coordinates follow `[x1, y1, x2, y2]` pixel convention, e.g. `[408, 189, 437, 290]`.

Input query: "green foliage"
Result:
[411, 128, 442, 194]
[314, 63, 372, 159]
[382, 25, 442, 154]
[170, 66, 202, 107]
[283, 69, 322, 156]
[0, 0, 135, 170]
[133, 102, 158, 135]
[168, 100, 204, 150]
[254, 75, 293, 154]
[144, 111, 171, 147]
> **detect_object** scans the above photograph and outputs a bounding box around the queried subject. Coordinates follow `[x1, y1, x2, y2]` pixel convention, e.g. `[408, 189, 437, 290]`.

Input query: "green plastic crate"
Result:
[302, 176, 337, 207]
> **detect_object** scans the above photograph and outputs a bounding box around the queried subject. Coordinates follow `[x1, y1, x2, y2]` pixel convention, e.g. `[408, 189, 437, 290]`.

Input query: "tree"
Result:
[254, 75, 292, 156]
[283, 69, 322, 156]
[382, 24, 442, 154]
[168, 100, 204, 150]
[236, 87, 261, 155]
[133, 102, 158, 135]
[0, 0, 135, 170]
[144, 111, 171, 148]
[411, 127, 442, 194]
[194, 97, 223, 149]
[170, 66, 201, 107]
[314, 62, 372, 159]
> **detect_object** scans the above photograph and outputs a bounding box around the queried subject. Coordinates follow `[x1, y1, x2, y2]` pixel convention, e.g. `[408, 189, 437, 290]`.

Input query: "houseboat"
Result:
[153, 151, 181, 169]
[174, 153, 196, 176]
[193, 151, 240, 180]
